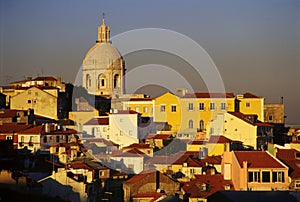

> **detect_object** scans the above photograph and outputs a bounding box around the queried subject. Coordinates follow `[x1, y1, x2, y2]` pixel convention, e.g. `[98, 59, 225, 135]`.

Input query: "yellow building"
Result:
[154, 92, 182, 132]
[179, 92, 235, 134]
[236, 93, 264, 122]
[10, 86, 58, 120]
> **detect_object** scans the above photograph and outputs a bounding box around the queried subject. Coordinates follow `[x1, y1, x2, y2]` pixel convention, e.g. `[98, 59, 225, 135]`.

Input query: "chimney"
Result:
[175, 88, 188, 97]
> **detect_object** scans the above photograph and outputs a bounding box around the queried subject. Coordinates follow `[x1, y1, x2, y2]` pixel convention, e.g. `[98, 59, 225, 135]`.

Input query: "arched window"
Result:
[199, 120, 204, 131]
[114, 74, 119, 89]
[98, 74, 105, 89]
[86, 74, 91, 88]
[188, 120, 193, 129]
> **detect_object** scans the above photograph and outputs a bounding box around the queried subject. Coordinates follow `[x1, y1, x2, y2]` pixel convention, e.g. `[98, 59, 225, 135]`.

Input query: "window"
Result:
[114, 74, 119, 89]
[199, 103, 205, 110]
[143, 106, 148, 113]
[272, 171, 284, 183]
[210, 103, 215, 111]
[56, 136, 60, 143]
[188, 103, 194, 111]
[43, 136, 47, 143]
[127, 107, 131, 110]
[221, 102, 226, 110]
[135, 107, 140, 112]
[248, 171, 260, 183]
[199, 120, 204, 131]
[160, 105, 166, 112]
[262, 171, 270, 182]
[269, 115, 273, 121]
[188, 120, 193, 129]
[101, 79, 105, 87]
[246, 102, 250, 108]
[28, 90, 32, 94]
[28, 100, 31, 104]
[35, 92, 38, 96]
[295, 180, 300, 189]
[171, 105, 176, 112]
[210, 128, 214, 135]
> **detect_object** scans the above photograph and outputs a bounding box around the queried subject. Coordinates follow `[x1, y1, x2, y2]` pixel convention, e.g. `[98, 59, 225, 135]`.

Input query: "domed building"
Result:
[82, 17, 124, 97]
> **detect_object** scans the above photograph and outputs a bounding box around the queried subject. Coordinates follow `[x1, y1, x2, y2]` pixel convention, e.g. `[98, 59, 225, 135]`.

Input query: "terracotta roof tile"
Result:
[208, 135, 241, 144]
[234, 151, 286, 169]
[84, 117, 109, 125]
[182, 174, 234, 198]
[123, 143, 151, 149]
[242, 92, 261, 98]
[0, 123, 33, 133]
[182, 92, 235, 99]
[146, 134, 171, 140]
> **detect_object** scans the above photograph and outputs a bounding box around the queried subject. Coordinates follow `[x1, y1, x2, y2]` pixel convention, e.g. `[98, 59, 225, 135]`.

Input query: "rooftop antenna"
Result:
[281, 96, 284, 104]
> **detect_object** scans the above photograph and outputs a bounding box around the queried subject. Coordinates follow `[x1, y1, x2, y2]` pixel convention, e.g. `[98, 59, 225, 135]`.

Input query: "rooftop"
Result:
[234, 151, 286, 169]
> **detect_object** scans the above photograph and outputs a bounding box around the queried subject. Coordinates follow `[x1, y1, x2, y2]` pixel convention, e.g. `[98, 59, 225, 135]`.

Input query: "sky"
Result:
[1, 0, 300, 124]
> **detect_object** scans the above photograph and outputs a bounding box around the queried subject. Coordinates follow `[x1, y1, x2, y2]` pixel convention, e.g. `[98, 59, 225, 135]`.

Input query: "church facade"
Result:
[82, 17, 125, 97]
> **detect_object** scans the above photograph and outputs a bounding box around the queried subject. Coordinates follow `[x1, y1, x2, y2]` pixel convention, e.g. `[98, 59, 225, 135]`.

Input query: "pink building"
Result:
[222, 151, 289, 191]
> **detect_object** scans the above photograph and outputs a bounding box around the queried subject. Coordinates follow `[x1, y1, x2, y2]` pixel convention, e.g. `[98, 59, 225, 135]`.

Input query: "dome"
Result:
[82, 42, 122, 70]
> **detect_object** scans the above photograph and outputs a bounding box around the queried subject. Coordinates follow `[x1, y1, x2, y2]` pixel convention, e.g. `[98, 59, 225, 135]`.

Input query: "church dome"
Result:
[82, 42, 122, 70]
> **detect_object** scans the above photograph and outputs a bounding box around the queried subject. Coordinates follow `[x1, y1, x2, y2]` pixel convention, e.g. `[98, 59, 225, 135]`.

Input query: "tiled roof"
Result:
[123, 143, 151, 149]
[71, 159, 107, 171]
[146, 134, 171, 140]
[110, 110, 139, 114]
[20, 125, 44, 134]
[172, 156, 204, 167]
[234, 151, 286, 169]
[276, 149, 300, 179]
[208, 135, 241, 144]
[201, 156, 222, 165]
[182, 174, 234, 198]
[33, 76, 57, 81]
[113, 148, 145, 158]
[128, 98, 153, 102]
[0, 109, 26, 118]
[243, 92, 261, 98]
[0, 123, 33, 133]
[124, 172, 150, 184]
[182, 92, 235, 99]
[83, 117, 109, 125]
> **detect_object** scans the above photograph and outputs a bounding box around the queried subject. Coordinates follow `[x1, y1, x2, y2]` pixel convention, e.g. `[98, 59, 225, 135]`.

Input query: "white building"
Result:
[82, 17, 124, 97]
[82, 116, 109, 138]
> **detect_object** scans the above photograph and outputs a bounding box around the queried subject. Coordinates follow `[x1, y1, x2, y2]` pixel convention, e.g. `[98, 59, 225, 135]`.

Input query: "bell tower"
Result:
[97, 13, 110, 43]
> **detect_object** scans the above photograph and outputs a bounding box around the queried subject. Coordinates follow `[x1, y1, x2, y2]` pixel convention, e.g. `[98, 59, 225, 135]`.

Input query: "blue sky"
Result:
[1, 0, 300, 123]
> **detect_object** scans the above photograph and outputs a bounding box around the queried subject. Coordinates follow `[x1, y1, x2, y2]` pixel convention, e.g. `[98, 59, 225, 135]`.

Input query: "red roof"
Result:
[84, 117, 109, 125]
[0, 109, 27, 119]
[0, 123, 33, 133]
[234, 151, 286, 169]
[208, 135, 241, 144]
[146, 134, 171, 140]
[33, 76, 57, 81]
[21, 125, 44, 134]
[182, 92, 235, 99]
[125, 172, 150, 184]
[110, 110, 139, 114]
[242, 92, 261, 98]
[182, 174, 234, 198]
[113, 148, 145, 158]
[276, 149, 300, 179]
[201, 156, 222, 165]
[123, 143, 151, 149]
[129, 98, 153, 102]
[173, 156, 204, 167]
